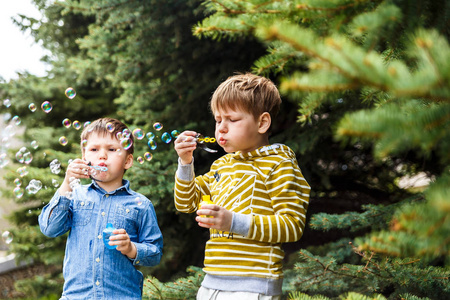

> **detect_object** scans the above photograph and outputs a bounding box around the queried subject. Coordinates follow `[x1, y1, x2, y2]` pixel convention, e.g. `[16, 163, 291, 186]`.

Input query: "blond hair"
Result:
[210, 73, 281, 120]
[80, 118, 134, 155]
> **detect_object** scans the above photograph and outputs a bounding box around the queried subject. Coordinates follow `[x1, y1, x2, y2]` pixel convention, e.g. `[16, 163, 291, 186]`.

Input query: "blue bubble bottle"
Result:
[102, 223, 117, 249]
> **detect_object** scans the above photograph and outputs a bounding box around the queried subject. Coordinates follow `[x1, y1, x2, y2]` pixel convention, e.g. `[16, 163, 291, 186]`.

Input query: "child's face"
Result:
[214, 106, 268, 153]
[82, 132, 133, 190]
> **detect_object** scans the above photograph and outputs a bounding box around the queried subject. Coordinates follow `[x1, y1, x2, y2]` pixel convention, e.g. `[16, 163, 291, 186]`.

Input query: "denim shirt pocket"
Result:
[113, 204, 139, 233]
[72, 200, 94, 226]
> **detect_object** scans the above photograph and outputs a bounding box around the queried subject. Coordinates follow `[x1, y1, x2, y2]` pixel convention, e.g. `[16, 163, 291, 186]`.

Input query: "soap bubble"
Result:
[69, 177, 80, 190]
[73, 120, 81, 130]
[31, 140, 39, 149]
[120, 138, 132, 150]
[50, 159, 61, 174]
[17, 166, 28, 177]
[148, 139, 157, 150]
[3, 99, 11, 108]
[135, 197, 143, 206]
[14, 178, 21, 186]
[62, 118, 71, 128]
[12, 116, 21, 125]
[132, 128, 144, 140]
[26, 179, 43, 194]
[171, 130, 180, 139]
[106, 122, 114, 132]
[116, 132, 123, 140]
[59, 136, 68, 146]
[23, 151, 33, 164]
[137, 156, 144, 164]
[41, 101, 53, 113]
[122, 128, 131, 138]
[161, 132, 172, 144]
[81, 139, 88, 149]
[13, 187, 24, 199]
[153, 122, 163, 131]
[2, 231, 13, 244]
[144, 152, 153, 161]
[28, 103, 37, 112]
[65, 87, 76, 99]
[52, 179, 60, 188]
[84, 121, 91, 128]
[0, 153, 9, 168]
[146, 132, 155, 140]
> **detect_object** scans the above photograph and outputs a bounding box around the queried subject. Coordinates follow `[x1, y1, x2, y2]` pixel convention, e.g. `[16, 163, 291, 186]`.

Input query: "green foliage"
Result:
[143, 266, 204, 300]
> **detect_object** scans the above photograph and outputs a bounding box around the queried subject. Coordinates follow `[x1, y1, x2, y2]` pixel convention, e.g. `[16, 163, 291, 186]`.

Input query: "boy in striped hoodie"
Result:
[174, 73, 310, 300]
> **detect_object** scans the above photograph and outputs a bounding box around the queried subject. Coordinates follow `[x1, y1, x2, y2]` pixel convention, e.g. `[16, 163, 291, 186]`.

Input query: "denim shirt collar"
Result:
[89, 179, 133, 196]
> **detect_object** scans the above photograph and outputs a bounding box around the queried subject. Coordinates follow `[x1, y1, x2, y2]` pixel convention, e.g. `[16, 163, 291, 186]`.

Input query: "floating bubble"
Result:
[59, 136, 68, 146]
[69, 177, 80, 190]
[144, 152, 153, 161]
[135, 196, 143, 206]
[3, 99, 11, 108]
[62, 118, 71, 128]
[122, 128, 131, 138]
[12, 116, 21, 125]
[65, 87, 76, 99]
[15, 151, 25, 164]
[153, 122, 163, 131]
[41, 101, 52, 113]
[50, 159, 61, 174]
[116, 132, 123, 140]
[28, 103, 37, 112]
[132, 128, 144, 140]
[14, 178, 21, 186]
[73, 120, 81, 130]
[26, 179, 43, 194]
[81, 139, 88, 149]
[0, 153, 9, 169]
[106, 122, 114, 132]
[13, 187, 24, 199]
[148, 139, 157, 150]
[137, 156, 144, 164]
[2, 231, 13, 244]
[17, 166, 28, 177]
[52, 179, 60, 188]
[84, 121, 91, 128]
[146, 132, 155, 140]
[120, 138, 133, 150]
[161, 132, 172, 144]
[171, 130, 180, 139]
[23, 151, 33, 164]
[30, 140, 39, 149]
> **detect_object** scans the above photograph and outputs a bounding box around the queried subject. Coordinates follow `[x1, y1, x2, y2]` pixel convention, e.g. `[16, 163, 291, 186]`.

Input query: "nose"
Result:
[217, 121, 227, 133]
[98, 148, 107, 160]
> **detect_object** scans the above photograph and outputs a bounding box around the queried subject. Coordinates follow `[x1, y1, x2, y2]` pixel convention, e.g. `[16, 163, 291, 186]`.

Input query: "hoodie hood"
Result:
[231, 143, 297, 161]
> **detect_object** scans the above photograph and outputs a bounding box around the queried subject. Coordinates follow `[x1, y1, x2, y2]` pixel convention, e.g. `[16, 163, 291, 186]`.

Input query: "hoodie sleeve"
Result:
[247, 158, 310, 243]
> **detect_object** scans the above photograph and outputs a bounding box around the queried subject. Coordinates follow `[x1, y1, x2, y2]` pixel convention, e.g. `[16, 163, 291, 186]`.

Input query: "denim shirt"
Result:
[39, 180, 163, 300]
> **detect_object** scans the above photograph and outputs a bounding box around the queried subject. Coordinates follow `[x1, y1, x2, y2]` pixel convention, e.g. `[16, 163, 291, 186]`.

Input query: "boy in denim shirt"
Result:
[39, 118, 163, 300]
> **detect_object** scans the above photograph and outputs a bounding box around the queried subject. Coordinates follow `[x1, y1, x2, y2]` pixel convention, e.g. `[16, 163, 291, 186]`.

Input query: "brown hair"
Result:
[80, 118, 134, 155]
[210, 73, 281, 120]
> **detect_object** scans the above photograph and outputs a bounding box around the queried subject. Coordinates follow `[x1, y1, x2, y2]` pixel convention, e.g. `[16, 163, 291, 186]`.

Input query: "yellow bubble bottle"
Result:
[199, 195, 214, 218]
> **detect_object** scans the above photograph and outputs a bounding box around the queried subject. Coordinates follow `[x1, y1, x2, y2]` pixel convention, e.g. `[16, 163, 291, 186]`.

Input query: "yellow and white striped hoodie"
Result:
[174, 144, 310, 295]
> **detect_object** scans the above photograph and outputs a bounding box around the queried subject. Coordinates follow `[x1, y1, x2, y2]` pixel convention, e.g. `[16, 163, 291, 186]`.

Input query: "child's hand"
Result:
[196, 205, 232, 232]
[110, 229, 137, 259]
[174, 130, 198, 165]
[59, 158, 90, 195]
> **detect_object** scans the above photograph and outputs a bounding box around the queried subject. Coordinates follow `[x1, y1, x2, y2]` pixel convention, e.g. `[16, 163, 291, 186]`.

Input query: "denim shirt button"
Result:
[97, 234, 102, 239]
[126, 209, 130, 213]
[96, 257, 100, 263]
[101, 212, 106, 216]
[136, 260, 140, 264]
[105, 195, 109, 198]
[95, 280, 100, 286]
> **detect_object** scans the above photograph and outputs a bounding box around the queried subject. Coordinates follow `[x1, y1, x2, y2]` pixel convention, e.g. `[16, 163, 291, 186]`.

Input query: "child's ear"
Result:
[258, 112, 271, 134]
[124, 154, 134, 170]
